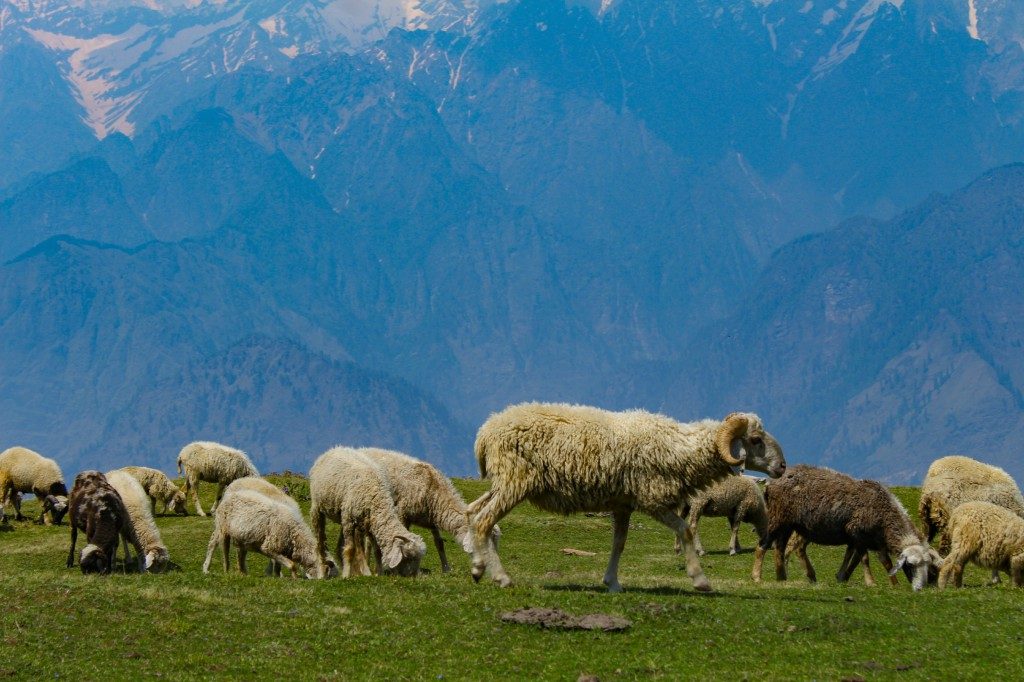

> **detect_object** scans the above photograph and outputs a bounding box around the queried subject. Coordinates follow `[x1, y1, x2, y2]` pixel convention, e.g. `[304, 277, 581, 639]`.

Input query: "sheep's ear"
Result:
[461, 531, 474, 553]
[385, 542, 405, 570]
[928, 548, 944, 568]
[889, 556, 907, 577]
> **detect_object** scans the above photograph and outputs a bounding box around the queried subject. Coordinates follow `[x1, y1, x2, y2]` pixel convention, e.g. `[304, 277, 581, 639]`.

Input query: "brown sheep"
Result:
[65, 471, 137, 574]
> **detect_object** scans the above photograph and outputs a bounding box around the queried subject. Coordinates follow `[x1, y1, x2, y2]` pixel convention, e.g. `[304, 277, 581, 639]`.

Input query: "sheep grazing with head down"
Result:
[118, 466, 187, 516]
[177, 441, 259, 516]
[310, 447, 427, 578]
[202, 488, 330, 579]
[752, 465, 942, 591]
[467, 403, 787, 592]
[105, 470, 170, 572]
[938, 501, 1024, 588]
[361, 448, 500, 573]
[675, 475, 768, 557]
[66, 471, 131, 574]
[0, 446, 69, 525]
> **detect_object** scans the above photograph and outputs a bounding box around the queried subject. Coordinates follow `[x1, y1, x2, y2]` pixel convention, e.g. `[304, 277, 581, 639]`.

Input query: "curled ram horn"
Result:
[715, 413, 749, 467]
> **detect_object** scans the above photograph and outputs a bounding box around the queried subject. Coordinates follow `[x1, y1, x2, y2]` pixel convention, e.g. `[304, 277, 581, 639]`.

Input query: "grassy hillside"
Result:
[1, 481, 1021, 680]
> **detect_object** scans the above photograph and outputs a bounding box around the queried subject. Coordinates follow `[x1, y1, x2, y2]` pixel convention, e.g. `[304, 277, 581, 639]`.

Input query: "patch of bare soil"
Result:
[499, 607, 631, 632]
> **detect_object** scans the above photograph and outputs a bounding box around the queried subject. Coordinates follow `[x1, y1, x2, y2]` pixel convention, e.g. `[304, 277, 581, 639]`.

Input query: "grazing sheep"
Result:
[0, 446, 69, 525]
[783, 533, 885, 586]
[468, 403, 787, 592]
[362, 448, 500, 573]
[118, 466, 187, 516]
[65, 471, 131, 574]
[176, 441, 259, 516]
[938, 501, 1024, 588]
[675, 475, 768, 557]
[309, 447, 427, 578]
[752, 465, 942, 591]
[201, 489, 329, 578]
[222, 476, 336, 577]
[105, 470, 170, 572]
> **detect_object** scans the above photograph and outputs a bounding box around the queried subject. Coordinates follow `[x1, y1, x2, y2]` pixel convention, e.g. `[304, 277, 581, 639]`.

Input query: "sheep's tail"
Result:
[474, 436, 488, 479]
[176, 454, 184, 477]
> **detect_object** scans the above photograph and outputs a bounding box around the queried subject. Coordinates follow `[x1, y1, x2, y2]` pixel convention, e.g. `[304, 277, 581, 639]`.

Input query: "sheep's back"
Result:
[181, 443, 258, 482]
[0, 447, 62, 489]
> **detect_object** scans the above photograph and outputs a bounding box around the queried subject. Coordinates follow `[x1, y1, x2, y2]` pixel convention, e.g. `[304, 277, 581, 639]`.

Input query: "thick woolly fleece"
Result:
[309, 448, 426, 578]
[0, 446, 68, 524]
[177, 441, 259, 516]
[680, 475, 767, 555]
[105, 470, 169, 572]
[939, 501, 1024, 588]
[119, 466, 186, 515]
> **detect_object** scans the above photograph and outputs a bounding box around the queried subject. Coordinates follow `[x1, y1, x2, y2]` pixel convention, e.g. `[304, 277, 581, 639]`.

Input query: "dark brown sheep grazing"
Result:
[66, 471, 130, 575]
[752, 465, 942, 591]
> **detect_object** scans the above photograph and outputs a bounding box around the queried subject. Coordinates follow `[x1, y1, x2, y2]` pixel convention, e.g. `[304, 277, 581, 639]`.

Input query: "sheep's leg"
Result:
[237, 546, 248, 575]
[210, 483, 225, 513]
[430, 526, 451, 573]
[875, 551, 898, 586]
[790, 536, 816, 583]
[1010, 555, 1024, 587]
[602, 509, 631, 593]
[772, 530, 794, 581]
[989, 569, 1001, 585]
[269, 553, 296, 578]
[311, 506, 330, 567]
[674, 503, 690, 555]
[653, 509, 712, 592]
[122, 534, 133, 573]
[729, 515, 742, 555]
[688, 509, 705, 557]
[368, 534, 383, 576]
[202, 526, 221, 574]
[189, 475, 206, 517]
[14, 490, 26, 522]
[938, 551, 966, 589]
[468, 489, 517, 587]
[835, 545, 863, 583]
[860, 553, 876, 587]
[464, 490, 491, 518]
[752, 530, 775, 583]
[0, 479, 9, 523]
[221, 536, 232, 573]
[337, 528, 351, 578]
[66, 522, 78, 568]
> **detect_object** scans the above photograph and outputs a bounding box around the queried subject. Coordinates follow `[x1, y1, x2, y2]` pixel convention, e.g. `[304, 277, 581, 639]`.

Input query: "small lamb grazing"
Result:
[177, 441, 259, 516]
[675, 475, 767, 556]
[66, 471, 131, 574]
[468, 403, 787, 592]
[202, 488, 329, 578]
[752, 465, 942, 591]
[310, 447, 427, 578]
[362, 447, 500, 573]
[938, 501, 1024, 588]
[0, 446, 69, 525]
[118, 466, 187, 515]
[105, 470, 170, 572]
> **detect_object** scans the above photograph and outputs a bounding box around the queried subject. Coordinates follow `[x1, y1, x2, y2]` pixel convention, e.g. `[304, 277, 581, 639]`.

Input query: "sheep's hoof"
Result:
[729, 549, 738, 556]
[605, 583, 623, 594]
[697, 549, 706, 557]
[495, 575, 512, 588]
[692, 577, 713, 592]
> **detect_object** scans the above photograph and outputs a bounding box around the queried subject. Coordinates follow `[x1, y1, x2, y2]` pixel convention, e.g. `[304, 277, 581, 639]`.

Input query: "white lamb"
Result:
[309, 447, 427, 578]
[362, 448, 500, 573]
[118, 466, 187, 515]
[105, 470, 170, 572]
[938, 501, 1024, 588]
[177, 441, 259, 516]
[202, 488, 329, 578]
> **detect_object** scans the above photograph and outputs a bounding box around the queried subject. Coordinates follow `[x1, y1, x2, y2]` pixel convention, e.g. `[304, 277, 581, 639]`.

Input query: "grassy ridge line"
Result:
[0, 481, 1021, 680]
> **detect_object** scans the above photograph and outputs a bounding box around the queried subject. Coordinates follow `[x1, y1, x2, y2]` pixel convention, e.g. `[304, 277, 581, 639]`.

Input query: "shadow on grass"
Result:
[701, 547, 755, 556]
[542, 582, 843, 603]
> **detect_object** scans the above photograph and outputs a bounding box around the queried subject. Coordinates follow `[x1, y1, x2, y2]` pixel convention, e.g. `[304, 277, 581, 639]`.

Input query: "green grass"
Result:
[1, 482, 1022, 680]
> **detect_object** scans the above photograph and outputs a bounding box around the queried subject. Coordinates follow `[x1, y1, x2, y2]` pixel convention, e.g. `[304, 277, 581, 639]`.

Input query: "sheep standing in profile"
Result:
[938, 501, 1024, 588]
[105, 470, 170, 572]
[675, 475, 767, 556]
[177, 442, 259, 516]
[66, 471, 131, 574]
[310, 447, 426, 578]
[202, 488, 329, 578]
[118, 466, 187, 515]
[0, 446, 69, 525]
[468, 403, 786, 592]
[753, 465, 942, 591]
[362, 448, 500, 573]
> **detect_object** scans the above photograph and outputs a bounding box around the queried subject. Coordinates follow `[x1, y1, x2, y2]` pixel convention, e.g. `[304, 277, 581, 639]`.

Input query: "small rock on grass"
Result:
[500, 607, 630, 632]
[561, 548, 597, 557]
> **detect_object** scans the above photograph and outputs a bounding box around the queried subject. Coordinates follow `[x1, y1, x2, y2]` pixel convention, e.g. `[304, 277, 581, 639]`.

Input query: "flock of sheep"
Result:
[2, 402, 1024, 592]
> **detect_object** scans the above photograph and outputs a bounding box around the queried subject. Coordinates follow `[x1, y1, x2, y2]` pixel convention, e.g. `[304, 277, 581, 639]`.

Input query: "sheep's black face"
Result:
[45, 496, 69, 525]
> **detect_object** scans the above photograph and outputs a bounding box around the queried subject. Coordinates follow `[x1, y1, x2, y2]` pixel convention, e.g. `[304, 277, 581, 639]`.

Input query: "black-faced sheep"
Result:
[65, 471, 130, 574]
[362, 448, 500, 573]
[105, 470, 169, 572]
[676, 475, 767, 556]
[468, 403, 786, 592]
[0, 446, 69, 525]
[310, 447, 427, 578]
[118, 466, 187, 516]
[176, 441, 259, 516]
[752, 465, 942, 591]
[938, 501, 1024, 588]
[201, 488, 329, 578]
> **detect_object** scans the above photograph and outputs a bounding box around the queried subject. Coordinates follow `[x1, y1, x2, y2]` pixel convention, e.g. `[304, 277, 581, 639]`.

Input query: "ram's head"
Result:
[715, 413, 786, 478]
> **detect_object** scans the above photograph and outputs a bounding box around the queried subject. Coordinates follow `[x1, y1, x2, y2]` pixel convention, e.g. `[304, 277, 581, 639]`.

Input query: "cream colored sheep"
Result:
[202, 489, 328, 578]
[0, 446, 69, 525]
[118, 466, 187, 515]
[468, 403, 787, 592]
[176, 441, 259, 516]
[362, 448, 500, 573]
[938, 501, 1024, 588]
[105, 470, 170, 572]
[675, 475, 767, 556]
[310, 447, 427, 578]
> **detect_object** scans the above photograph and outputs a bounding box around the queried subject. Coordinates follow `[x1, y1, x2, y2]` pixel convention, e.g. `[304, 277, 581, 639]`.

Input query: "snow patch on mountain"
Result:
[812, 0, 904, 79]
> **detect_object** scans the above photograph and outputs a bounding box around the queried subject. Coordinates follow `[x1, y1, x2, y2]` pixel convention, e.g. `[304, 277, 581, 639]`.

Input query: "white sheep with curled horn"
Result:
[466, 403, 787, 592]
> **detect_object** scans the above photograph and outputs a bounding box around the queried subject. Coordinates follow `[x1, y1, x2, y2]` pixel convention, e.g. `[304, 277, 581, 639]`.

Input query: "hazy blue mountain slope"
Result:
[667, 164, 1024, 483]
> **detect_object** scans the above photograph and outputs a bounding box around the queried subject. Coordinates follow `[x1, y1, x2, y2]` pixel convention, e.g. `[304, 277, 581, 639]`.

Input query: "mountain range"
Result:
[1, 0, 1024, 482]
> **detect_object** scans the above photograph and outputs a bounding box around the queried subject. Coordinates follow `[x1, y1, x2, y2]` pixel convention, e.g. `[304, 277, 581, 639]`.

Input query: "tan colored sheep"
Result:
[938, 501, 1024, 588]
[469, 403, 786, 592]
[176, 441, 259, 516]
[0, 446, 69, 525]
[118, 466, 187, 516]
[105, 470, 170, 572]
[675, 475, 767, 556]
